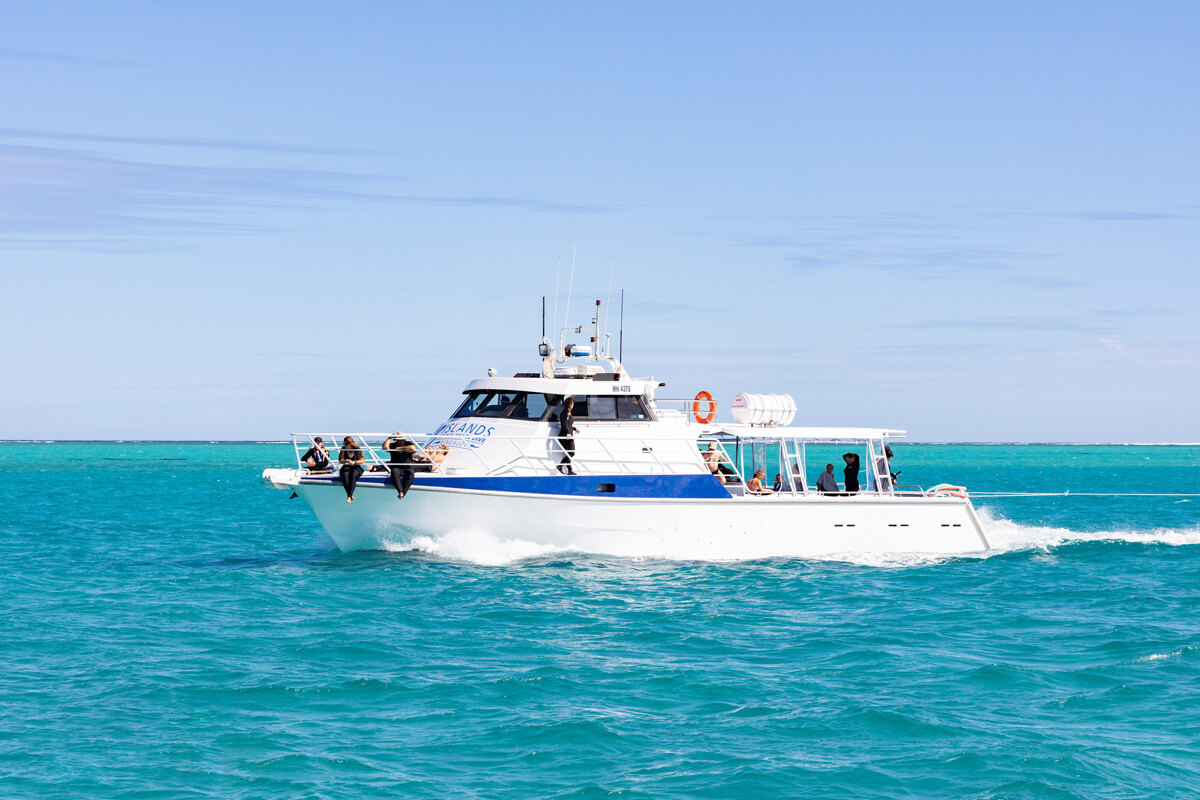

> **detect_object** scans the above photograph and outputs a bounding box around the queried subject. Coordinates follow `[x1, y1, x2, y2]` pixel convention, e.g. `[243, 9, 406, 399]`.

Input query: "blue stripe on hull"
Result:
[301, 472, 729, 499]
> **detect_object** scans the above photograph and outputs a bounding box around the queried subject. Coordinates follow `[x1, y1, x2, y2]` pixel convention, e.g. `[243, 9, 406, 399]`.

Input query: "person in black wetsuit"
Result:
[300, 437, 331, 473]
[338, 435, 366, 502]
[382, 433, 418, 500]
[842, 453, 861, 494]
[557, 396, 576, 475]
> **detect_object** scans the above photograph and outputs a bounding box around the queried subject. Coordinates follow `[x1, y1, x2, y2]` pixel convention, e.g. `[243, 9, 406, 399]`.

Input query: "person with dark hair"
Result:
[382, 432, 417, 500]
[557, 396, 577, 475]
[338, 435, 366, 502]
[843, 453, 861, 494]
[817, 463, 839, 494]
[885, 445, 900, 483]
[772, 473, 783, 492]
[300, 436, 331, 473]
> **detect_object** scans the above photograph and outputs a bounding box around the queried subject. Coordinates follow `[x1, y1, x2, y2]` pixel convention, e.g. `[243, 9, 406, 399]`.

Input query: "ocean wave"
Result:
[373, 508, 1200, 568]
[397, 528, 570, 566]
[974, 507, 1200, 555]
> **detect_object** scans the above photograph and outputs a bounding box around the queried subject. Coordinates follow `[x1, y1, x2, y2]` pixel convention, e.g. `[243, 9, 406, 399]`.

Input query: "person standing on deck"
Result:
[557, 396, 577, 475]
[843, 453, 861, 493]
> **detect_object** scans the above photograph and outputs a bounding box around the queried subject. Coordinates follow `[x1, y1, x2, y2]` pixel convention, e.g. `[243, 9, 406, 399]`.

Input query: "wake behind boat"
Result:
[263, 302, 989, 558]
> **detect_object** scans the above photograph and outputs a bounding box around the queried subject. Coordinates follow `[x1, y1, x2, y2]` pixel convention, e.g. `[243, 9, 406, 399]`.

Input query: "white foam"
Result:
[974, 506, 1200, 554]
[1131, 645, 1195, 664]
[370, 509, 1200, 568]
[395, 528, 571, 566]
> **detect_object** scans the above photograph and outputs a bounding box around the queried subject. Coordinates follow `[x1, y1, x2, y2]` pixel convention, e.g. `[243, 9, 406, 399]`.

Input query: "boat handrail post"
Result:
[589, 437, 632, 475]
[866, 438, 894, 496]
[507, 435, 542, 474]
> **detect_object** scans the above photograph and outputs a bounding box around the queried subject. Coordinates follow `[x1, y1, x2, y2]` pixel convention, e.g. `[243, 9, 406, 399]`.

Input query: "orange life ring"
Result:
[692, 390, 716, 424]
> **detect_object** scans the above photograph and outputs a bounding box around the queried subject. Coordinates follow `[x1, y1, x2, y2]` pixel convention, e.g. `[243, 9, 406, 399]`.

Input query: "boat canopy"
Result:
[714, 425, 905, 441]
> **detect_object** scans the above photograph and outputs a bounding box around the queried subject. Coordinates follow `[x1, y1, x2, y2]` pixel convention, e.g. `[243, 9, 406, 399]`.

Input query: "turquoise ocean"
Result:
[1, 442, 1198, 798]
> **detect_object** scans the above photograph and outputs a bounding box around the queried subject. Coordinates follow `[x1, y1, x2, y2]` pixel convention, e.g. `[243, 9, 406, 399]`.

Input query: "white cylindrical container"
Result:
[729, 393, 796, 424]
[731, 393, 756, 424]
[732, 393, 797, 425]
[779, 394, 797, 426]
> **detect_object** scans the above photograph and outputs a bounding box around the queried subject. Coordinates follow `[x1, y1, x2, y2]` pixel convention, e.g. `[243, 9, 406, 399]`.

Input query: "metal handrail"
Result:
[651, 398, 718, 422]
[291, 433, 446, 474]
[287, 431, 909, 498]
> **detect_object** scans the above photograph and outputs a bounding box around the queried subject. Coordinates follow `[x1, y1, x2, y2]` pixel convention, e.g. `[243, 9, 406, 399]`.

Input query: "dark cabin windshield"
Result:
[453, 391, 653, 421]
[452, 391, 558, 420]
[565, 395, 654, 421]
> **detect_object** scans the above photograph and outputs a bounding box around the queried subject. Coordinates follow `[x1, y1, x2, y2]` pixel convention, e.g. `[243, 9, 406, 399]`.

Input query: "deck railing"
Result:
[288, 433, 923, 498]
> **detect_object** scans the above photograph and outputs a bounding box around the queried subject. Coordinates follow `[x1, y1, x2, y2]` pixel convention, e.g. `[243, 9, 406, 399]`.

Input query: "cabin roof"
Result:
[462, 376, 659, 394]
[713, 425, 906, 440]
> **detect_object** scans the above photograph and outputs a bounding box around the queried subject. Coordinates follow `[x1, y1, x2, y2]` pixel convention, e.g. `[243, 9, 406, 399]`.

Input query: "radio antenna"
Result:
[603, 258, 614, 356]
[541, 296, 545, 339]
[552, 258, 561, 351]
[563, 245, 577, 352]
[619, 288, 625, 363]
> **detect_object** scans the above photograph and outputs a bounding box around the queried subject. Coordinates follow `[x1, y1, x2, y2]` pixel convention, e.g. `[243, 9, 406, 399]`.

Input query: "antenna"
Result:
[603, 258, 614, 356]
[619, 289, 624, 363]
[562, 245, 577, 353]
[541, 296, 545, 339]
[552, 258, 561, 352]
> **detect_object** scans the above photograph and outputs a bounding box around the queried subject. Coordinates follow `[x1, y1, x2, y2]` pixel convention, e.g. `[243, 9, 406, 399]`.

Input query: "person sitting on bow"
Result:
[299, 436, 332, 473]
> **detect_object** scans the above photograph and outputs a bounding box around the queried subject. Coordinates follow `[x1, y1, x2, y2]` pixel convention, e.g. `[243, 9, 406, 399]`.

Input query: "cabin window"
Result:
[474, 392, 524, 417]
[616, 396, 651, 420]
[516, 393, 555, 421]
[568, 395, 654, 421]
[453, 391, 557, 421]
[587, 396, 618, 420]
[452, 391, 493, 418]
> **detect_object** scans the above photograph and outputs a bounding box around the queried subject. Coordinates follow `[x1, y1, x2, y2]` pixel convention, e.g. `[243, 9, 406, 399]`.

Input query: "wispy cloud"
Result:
[1010, 274, 1086, 289]
[0, 142, 612, 249]
[0, 47, 126, 67]
[733, 210, 1105, 288]
[895, 316, 1103, 333]
[1066, 211, 1192, 222]
[376, 192, 612, 215]
[0, 127, 359, 156]
[778, 242, 1023, 279]
[1095, 306, 1178, 319]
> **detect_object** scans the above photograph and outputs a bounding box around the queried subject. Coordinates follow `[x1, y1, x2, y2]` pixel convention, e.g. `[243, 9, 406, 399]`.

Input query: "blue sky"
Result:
[2, 2, 1197, 441]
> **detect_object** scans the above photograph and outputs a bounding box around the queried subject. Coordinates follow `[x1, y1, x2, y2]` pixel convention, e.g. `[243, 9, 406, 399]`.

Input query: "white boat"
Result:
[263, 305, 990, 559]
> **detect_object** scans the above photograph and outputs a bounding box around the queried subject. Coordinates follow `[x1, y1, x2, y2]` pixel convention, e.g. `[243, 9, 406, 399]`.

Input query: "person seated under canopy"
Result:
[746, 468, 773, 496]
[817, 464, 839, 494]
[702, 442, 733, 484]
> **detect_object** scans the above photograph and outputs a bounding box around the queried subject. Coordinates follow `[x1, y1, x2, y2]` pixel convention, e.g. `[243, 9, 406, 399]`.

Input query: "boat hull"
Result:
[284, 476, 989, 559]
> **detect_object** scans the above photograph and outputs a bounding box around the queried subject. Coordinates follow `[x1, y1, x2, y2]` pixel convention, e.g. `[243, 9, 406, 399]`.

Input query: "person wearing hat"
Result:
[382, 432, 419, 499]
